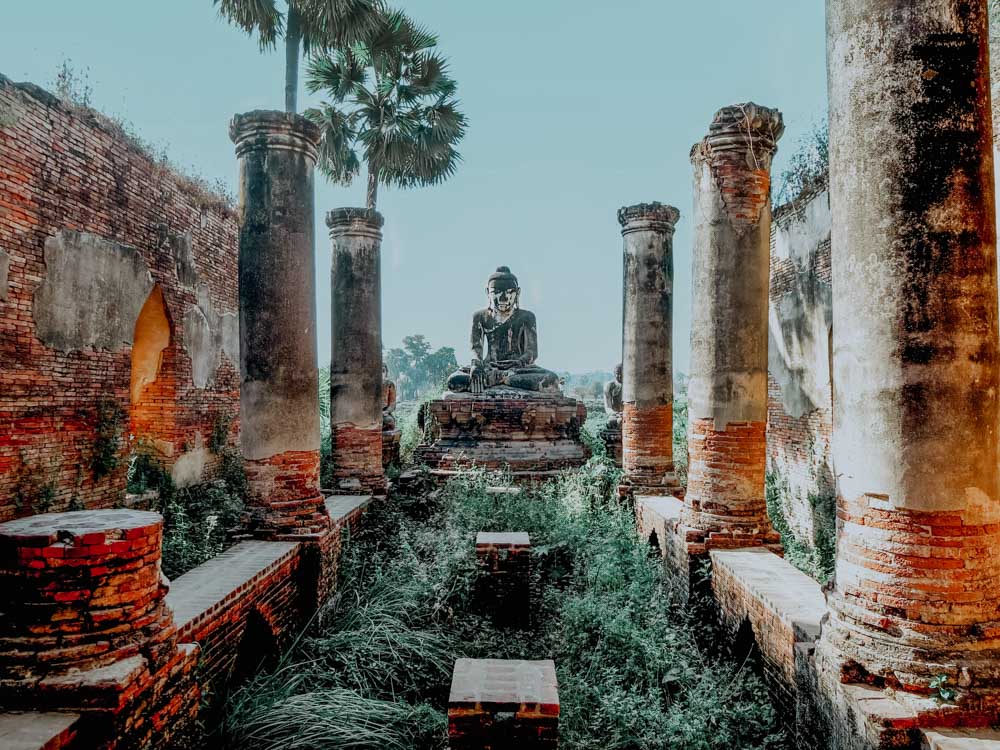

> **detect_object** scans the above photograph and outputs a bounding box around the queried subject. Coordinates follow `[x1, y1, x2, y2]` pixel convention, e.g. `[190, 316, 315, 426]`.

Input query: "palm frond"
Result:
[296, 0, 384, 52]
[305, 104, 363, 185]
[215, 0, 283, 49]
[306, 51, 368, 99]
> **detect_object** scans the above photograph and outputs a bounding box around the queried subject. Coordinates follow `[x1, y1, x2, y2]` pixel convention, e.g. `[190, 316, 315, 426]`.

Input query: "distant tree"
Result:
[774, 117, 829, 206]
[385, 335, 457, 399]
[215, 0, 380, 112]
[305, 9, 467, 209]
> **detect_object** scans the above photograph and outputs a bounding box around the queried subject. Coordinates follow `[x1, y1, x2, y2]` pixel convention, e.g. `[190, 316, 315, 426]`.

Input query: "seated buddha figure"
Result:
[604, 363, 623, 430]
[446, 266, 561, 394]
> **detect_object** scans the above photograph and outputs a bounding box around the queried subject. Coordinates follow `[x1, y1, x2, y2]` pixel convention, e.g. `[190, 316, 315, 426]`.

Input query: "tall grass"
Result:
[221, 459, 785, 749]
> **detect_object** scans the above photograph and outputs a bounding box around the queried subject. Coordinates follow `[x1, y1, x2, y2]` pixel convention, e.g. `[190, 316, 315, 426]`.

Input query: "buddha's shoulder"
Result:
[513, 308, 536, 324]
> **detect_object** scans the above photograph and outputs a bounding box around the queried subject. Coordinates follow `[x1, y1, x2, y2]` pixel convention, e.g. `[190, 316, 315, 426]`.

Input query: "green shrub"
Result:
[92, 396, 126, 479]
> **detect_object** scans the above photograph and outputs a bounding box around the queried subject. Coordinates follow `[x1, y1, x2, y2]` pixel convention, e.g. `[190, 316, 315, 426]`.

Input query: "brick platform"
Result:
[475, 532, 531, 627]
[382, 428, 401, 469]
[416, 389, 589, 479]
[598, 424, 622, 467]
[448, 658, 559, 749]
[0, 509, 176, 679]
[0, 509, 199, 748]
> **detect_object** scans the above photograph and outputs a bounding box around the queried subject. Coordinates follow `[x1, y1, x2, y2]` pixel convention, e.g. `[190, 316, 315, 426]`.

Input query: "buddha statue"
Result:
[604, 363, 623, 429]
[446, 266, 561, 394]
[382, 363, 397, 431]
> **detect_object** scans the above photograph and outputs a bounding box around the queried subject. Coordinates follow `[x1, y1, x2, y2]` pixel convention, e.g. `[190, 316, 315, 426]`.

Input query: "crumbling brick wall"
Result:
[0, 74, 240, 521]
[766, 183, 835, 564]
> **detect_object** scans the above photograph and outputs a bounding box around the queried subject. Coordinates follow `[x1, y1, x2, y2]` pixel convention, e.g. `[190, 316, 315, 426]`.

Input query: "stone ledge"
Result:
[923, 728, 1000, 749]
[166, 540, 300, 638]
[0, 711, 79, 750]
[324, 495, 373, 526]
[709, 547, 825, 644]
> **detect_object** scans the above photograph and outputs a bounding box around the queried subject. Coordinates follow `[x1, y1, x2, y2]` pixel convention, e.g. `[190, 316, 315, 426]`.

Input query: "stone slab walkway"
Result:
[0, 711, 79, 750]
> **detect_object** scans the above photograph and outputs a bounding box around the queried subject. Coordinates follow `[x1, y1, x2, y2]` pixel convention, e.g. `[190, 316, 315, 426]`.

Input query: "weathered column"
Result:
[327, 208, 386, 495]
[820, 0, 1000, 693]
[681, 103, 783, 553]
[231, 111, 328, 536]
[618, 203, 681, 495]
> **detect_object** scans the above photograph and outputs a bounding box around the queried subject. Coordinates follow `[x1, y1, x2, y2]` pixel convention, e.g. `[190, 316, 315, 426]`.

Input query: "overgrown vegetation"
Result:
[764, 470, 835, 584]
[221, 462, 786, 749]
[384, 335, 457, 401]
[127, 446, 246, 579]
[774, 117, 828, 207]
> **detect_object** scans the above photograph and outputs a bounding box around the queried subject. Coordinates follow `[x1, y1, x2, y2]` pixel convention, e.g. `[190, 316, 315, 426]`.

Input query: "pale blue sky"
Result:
[1, 1, 827, 374]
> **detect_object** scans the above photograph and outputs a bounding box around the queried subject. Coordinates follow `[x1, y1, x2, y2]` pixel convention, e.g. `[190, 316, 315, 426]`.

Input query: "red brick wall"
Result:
[0, 75, 240, 521]
[767, 186, 835, 555]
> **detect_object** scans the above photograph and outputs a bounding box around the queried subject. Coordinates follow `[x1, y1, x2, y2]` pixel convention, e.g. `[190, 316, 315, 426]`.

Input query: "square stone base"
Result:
[415, 390, 589, 479]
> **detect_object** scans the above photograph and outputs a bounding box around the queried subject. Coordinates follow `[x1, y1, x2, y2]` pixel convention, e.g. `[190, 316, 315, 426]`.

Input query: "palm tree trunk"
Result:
[284, 5, 302, 113]
[367, 164, 379, 210]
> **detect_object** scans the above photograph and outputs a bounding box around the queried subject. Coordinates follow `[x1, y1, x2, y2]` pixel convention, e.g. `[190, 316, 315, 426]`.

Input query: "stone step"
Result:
[0, 711, 80, 750]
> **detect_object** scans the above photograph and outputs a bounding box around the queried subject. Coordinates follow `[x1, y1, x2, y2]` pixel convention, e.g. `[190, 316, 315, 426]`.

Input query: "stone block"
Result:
[448, 658, 559, 749]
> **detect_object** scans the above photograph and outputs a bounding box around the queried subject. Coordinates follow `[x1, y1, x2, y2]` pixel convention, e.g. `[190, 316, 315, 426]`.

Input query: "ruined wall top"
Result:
[230, 110, 321, 161]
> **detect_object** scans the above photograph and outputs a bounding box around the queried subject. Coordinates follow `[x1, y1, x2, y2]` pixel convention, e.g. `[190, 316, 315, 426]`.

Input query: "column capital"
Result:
[230, 110, 321, 162]
[617, 202, 680, 235]
[693, 102, 784, 161]
[326, 206, 385, 234]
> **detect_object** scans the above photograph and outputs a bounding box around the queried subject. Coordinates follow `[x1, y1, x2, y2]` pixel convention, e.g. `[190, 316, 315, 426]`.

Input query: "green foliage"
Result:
[128, 447, 246, 579]
[210, 413, 234, 454]
[52, 57, 93, 107]
[385, 335, 457, 401]
[305, 10, 467, 209]
[222, 460, 786, 749]
[929, 674, 957, 703]
[774, 117, 828, 207]
[398, 396, 438, 467]
[764, 471, 835, 584]
[215, 0, 380, 53]
[92, 396, 126, 480]
[673, 390, 689, 488]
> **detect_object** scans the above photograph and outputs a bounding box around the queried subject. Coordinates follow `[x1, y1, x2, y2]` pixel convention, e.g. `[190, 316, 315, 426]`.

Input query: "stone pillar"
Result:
[231, 111, 328, 536]
[327, 208, 386, 495]
[681, 103, 783, 553]
[618, 203, 681, 495]
[820, 0, 1000, 693]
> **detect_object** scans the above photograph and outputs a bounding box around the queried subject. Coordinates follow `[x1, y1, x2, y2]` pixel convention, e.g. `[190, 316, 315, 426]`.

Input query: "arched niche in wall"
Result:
[229, 608, 279, 688]
[129, 284, 176, 457]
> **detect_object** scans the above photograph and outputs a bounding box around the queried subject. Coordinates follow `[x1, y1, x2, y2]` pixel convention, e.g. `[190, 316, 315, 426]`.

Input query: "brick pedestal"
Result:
[683, 103, 783, 551]
[416, 389, 589, 480]
[680, 419, 782, 553]
[0, 509, 199, 748]
[448, 658, 559, 749]
[475, 532, 531, 627]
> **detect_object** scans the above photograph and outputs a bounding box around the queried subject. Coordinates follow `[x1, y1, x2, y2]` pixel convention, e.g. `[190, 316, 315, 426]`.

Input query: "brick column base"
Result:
[332, 424, 386, 494]
[622, 402, 679, 494]
[681, 418, 780, 554]
[244, 450, 329, 537]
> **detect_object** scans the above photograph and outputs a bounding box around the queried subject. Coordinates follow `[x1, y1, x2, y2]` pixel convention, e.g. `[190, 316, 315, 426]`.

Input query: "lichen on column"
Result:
[682, 103, 784, 553]
[618, 202, 681, 495]
[231, 110, 328, 536]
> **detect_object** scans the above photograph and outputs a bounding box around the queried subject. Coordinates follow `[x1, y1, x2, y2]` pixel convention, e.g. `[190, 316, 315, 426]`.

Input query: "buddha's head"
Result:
[614, 363, 623, 384]
[486, 266, 520, 317]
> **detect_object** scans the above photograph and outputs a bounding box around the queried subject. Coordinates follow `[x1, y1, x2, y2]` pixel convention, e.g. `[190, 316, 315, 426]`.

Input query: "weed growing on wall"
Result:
[91, 396, 126, 480]
[222, 460, 786, 749]
[127, 447, 246, 579]
[764, 471, 834, 584]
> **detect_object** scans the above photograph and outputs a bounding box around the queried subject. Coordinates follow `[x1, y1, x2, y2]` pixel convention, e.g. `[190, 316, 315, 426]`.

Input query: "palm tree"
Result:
[215, 0, 380, 112]
[304, 10, 467, 210]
